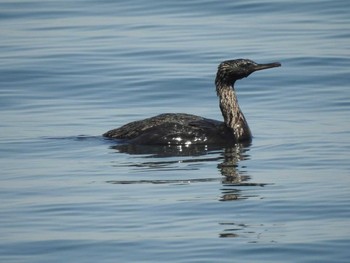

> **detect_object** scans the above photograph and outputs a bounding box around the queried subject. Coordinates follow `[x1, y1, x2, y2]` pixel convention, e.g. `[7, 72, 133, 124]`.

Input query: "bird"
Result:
[103, 59, 281, 145]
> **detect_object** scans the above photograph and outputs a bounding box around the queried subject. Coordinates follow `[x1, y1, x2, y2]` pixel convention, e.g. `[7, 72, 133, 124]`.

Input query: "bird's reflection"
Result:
[107, 141, 266, 190]
[113, 142, 221, 157]
[107, 141, 268, 239]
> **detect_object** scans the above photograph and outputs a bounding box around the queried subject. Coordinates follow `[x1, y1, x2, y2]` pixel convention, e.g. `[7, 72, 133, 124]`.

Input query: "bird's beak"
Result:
[253, 62, 281, 72]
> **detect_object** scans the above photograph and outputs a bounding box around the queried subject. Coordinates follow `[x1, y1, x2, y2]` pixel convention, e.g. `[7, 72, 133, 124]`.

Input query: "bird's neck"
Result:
[217, 84, 252, 142]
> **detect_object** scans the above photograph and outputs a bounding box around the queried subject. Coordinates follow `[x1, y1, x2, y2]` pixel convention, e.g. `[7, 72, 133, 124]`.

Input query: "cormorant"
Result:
[103, 59, 281, 145]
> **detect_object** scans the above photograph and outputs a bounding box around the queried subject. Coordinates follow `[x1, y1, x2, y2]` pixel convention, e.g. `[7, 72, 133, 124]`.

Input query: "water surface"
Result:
[1, 0, 350, 262]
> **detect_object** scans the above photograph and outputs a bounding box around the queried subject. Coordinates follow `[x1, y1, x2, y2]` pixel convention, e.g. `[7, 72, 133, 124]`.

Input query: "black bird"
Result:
[103, 59, 281, 145]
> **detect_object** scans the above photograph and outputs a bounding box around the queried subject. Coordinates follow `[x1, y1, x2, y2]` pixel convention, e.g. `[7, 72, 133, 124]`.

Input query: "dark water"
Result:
[1, 0, 350, 262]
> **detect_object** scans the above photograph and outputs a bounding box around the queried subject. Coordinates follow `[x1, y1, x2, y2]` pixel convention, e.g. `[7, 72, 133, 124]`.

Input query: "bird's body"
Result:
[103, 59, 281, 145]
[103, 113, 235, 145]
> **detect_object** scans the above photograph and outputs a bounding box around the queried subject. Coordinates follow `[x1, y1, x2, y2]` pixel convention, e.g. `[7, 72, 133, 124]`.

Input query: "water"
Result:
[1, 0, 350, 262]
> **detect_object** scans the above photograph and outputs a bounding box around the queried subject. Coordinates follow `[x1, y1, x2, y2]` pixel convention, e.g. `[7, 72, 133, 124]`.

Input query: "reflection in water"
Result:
[107, 141, 268, 187]
[107, 141, 269, 239]
[216, 146, 269, 239]
[112, 142, 221, 157]
[219, 222, 246, 238]
[219, 222, 266, 240]
[219, 146, 268, 203]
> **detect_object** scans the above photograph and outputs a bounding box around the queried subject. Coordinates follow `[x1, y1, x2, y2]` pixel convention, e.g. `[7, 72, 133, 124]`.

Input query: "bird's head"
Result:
[215, 59, 281, 87]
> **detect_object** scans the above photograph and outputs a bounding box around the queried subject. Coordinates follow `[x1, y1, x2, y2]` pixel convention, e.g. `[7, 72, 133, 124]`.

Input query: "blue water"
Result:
[1, 0, 350, 262]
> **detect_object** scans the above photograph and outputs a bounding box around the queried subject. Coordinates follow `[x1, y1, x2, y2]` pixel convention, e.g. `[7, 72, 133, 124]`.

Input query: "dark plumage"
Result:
[103, 59, 281, 145]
